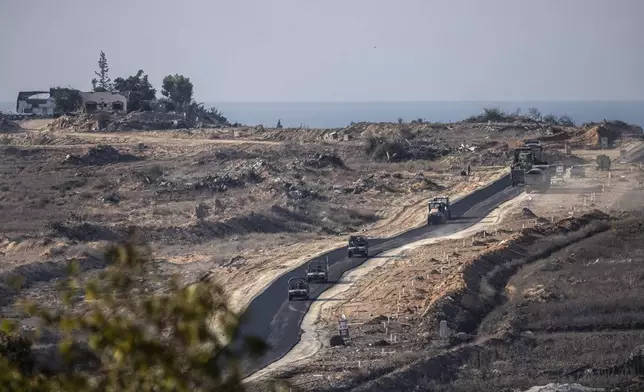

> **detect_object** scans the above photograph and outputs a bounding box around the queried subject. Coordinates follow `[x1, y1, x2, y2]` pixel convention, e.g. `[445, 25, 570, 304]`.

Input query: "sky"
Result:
[1, 0, 643, 102]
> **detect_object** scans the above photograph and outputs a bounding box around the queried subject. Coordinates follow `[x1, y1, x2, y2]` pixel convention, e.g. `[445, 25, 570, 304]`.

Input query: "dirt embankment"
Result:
[346, 210, 612, 392]
[270, 209, 616, 392]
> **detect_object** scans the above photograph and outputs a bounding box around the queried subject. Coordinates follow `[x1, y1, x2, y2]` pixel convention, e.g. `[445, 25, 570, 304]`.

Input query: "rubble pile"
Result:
[367, 137, 451, 162]
[271, 178, 321, 200]
[48, 113, 112, 132]
[192, 174, 243, 192]
[0, 113, 19, 132]
[105, 112, 189, 131]
[303, 152, 346, 169]
[63, 145, 141, 166]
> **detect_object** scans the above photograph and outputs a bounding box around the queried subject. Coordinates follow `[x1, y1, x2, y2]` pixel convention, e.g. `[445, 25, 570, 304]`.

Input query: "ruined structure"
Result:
[16, 91, 55, 115]
[80, 92, 127, 113]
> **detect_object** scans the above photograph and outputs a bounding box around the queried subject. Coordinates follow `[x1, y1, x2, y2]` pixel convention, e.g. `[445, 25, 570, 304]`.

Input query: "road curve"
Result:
[237, 174, 519, 377]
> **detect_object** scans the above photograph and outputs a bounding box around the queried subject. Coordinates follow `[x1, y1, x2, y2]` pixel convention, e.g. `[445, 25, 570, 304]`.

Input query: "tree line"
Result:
[52, 51, 228, 124]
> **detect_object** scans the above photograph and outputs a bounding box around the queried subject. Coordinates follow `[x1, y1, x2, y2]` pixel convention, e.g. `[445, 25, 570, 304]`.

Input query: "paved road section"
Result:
[237, 174, 519, 376]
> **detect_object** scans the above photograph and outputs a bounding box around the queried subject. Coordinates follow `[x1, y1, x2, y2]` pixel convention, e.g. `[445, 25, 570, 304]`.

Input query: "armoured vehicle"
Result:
[288, 277, 310, 301]
[596, 155, 611, 171]
[510, 140, 551, 191]
[427, 200, 448, 225]
[347, 236, 368, 258]
[307, 258, 329, 283]
[431, 196, 451, 219]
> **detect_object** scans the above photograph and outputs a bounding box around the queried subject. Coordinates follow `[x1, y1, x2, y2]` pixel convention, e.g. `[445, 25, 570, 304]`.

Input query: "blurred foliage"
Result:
[0, 234, 272, 391]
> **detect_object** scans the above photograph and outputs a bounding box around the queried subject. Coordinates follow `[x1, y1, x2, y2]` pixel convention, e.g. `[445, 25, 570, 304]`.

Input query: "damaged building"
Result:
[16, 91, 55, 116]
[80, 92, 127, 113]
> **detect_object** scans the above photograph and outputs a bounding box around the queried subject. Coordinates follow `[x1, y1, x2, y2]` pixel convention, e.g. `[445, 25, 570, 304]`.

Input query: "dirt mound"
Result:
[520, 207, 537, 218]
[570, 120, 642, 148]
[63, 145, 142, 166]
[0, 114, 19, 132]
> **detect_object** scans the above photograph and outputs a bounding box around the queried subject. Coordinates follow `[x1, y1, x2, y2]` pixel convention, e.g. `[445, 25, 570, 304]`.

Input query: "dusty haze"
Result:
[1, 0, 643, 102]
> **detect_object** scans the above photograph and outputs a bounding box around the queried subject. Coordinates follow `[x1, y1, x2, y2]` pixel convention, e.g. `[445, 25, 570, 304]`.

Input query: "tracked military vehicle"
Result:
[510, 140, 551, 192]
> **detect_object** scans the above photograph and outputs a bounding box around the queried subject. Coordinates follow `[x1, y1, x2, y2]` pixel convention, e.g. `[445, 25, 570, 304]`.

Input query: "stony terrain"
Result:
[1, 113, 643, 389]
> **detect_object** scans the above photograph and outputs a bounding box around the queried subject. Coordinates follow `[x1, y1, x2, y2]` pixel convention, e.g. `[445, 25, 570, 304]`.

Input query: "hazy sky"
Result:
[1, 0, 643, 102]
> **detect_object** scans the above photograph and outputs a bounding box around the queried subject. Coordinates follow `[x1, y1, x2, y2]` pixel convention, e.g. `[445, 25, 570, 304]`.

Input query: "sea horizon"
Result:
[2, 100, 643, 129]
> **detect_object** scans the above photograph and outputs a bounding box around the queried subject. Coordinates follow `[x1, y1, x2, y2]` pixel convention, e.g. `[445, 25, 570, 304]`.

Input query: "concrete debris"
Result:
[48, 113, 112, 132]
[48, 111, 191, 132]
[106, 111, 189, 131]
[192, 174, 243, 192]
[303, 152, 346, 169]
[458, 143, 478, 152]
[523, 383, 604, 392]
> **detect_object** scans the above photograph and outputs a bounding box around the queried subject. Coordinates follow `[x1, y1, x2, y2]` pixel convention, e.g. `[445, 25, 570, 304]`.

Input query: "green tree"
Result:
[161, 74, 194, 109]
[0, 235, 269, 391]
[482, 107, 506, 122]
[92, 51, 112, 92]
[49, 87, 83, 113]
[113, 70, 157, 112]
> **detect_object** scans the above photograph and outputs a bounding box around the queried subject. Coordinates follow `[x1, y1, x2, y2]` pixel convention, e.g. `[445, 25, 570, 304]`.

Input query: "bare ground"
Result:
[2, 118, 642, 387]
[0, 124, 505, 320]
[252, 154, 644, 391]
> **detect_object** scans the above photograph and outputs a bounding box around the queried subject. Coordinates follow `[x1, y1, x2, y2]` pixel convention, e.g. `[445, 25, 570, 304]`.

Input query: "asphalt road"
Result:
[237, 174, 520, 377]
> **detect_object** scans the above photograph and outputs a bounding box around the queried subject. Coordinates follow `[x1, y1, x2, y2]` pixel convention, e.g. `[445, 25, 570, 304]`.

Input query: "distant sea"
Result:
[2, 101, 643, 129]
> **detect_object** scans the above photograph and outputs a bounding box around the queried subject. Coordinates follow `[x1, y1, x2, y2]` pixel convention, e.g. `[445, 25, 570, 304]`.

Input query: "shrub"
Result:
[558, 115, 575, 126]
[0, 235, 271, 391]
[543, 114, 558, 124]
[481, 108, 506, 122]
[372, 139, 408, 161]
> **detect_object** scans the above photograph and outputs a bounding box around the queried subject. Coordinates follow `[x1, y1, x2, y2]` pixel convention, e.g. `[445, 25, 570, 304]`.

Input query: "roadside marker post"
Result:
[338, 315, 350, 344]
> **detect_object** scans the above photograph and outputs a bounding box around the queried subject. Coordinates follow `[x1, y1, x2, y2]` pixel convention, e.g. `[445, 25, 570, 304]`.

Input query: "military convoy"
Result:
[510, 140, 552, 192]
[288, 236, 371, 301]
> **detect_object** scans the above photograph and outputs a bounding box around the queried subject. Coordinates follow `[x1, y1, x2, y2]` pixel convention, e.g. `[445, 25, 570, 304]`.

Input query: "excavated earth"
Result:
[255, 164, 644, 392]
